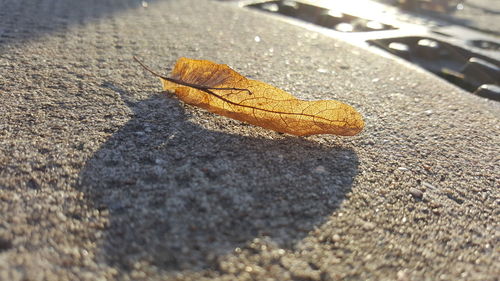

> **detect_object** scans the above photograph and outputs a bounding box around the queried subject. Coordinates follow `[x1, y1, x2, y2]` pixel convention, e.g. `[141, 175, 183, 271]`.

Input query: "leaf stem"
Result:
[133, 56, 252, 95]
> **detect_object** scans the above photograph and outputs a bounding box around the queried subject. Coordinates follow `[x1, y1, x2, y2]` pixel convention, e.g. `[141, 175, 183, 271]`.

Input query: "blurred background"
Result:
[377, 0, 499, 35]
[227, 0, 499, 100]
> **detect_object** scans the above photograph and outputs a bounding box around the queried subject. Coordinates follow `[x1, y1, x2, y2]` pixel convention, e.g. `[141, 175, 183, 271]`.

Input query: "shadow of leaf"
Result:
[78, 85, 359, 272]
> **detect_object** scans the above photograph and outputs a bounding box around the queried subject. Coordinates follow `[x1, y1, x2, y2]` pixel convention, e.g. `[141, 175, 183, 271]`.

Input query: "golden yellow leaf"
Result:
[134, 57, 364, 136]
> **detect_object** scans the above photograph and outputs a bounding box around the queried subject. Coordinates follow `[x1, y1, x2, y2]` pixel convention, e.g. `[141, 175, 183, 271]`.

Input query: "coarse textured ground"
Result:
[0, 0, 499, 280]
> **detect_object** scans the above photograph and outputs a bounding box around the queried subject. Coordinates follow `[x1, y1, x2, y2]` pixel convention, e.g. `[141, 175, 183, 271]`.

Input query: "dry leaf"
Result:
[134, 57, 364, 136]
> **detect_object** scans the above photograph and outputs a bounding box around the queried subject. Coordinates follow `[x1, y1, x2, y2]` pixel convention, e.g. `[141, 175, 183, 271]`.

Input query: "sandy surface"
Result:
[0, 0, 499, 280]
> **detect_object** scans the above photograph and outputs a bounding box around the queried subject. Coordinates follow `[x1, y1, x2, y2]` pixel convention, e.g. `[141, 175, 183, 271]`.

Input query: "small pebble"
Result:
[362, 221, 376, 230]
[331, 234, 341, 242]
[397, 270, 409, 281]
[422, 182, 436, 189]
[409, 188, 423, 199]
[313, 165, 326, 174]
[245, 266, 253, 272]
